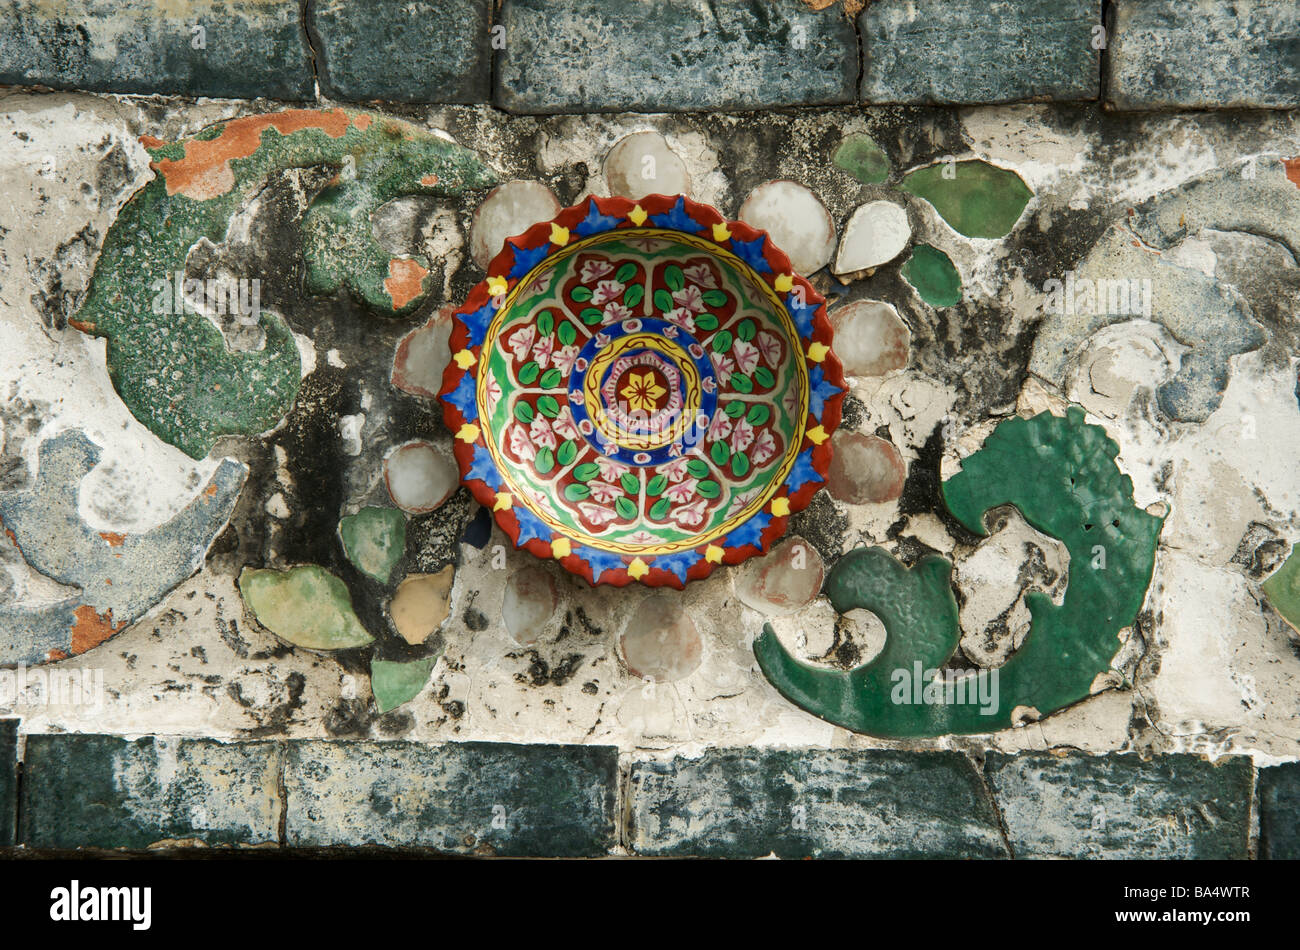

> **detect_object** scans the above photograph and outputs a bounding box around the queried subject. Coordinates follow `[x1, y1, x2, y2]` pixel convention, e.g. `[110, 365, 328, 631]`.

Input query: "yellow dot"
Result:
[456, 423, 480, 443]
[771, 497, 791, 517]
[494, 492, 513, 511]
[552, 538, 572, 559]
[705, 545, 724, 564]
[628, 205, 648, 226]
[550, 223, 570, 246]
[806, 425, 828, 445]
[454, 349, 476, 369]
[807, 341, 829, 363]
[774, 273, 794, 293]
[487, 276, 508, 297]
[628, 557, 649, 579]
[711, 222, 731, 242]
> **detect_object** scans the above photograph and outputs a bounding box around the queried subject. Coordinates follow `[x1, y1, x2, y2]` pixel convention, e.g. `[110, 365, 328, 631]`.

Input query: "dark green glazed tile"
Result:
[900, 160, 1034, 239]
[20, 735, 282, 850]
[285, 741, 617, 855]
[861, 0, 1100, 104]
[307, 0, 492, 103]
[1259, 763, 1300, 860]
[629, 748, 1008, 858]
[985, 753, 1252, 859]
[1108, 1, 1300, 110]
[901, 244, 962, 307]
[495, 0, 858, 113]
[0, 0, 313, 99]
[0, 720, 16, 847]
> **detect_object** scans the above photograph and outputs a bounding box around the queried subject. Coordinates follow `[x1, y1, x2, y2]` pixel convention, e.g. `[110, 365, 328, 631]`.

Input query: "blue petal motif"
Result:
[584, 549, 625, 583]
[654, 550, 704, 585]
[512, 506, 550, 547]
[787, 294, 818, 339]
[574, 199, 620, 237]
[462, 300, 496, 348]
[507, 241, 549, 279]
[808, 365, 842, 420]
[467, 444, 503, 489]
[440, 371, 478, 422]
[722, 511, 772, 551]
[730, 236, 772, 274]
[784, 449, 824, 495]
[649, 196, 701, 232]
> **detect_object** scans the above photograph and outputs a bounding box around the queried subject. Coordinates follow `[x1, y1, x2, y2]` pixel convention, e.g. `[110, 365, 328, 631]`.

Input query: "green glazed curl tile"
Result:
[72, 108, 496, 460]
[754, 407, 1164, 737]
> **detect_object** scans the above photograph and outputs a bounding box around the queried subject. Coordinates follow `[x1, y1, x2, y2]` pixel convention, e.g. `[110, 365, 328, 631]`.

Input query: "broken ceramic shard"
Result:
[470, 180, 562, 270]
[735, 535, 825, 617]
[383, 440, 459, 514]
[754, 407, 1164, 737]
[833, 133, 890, 184]
[441, 194, 845, 587]
[828, 299, 910, 377]
[389, 567, 455, 645]
[619, 591, 702, 682]
[502, 566, 558, 645]
[834, 200, 910, 275]
[604, 131, 691, 199]
[70, 108, 496, 459]
[1262, 543, 1300, 634]
[391, 308, 454, 399]
[371, 655, 439, 713]
[900, 159, 1033, 238]
[901, 243, 962, 307]
[0, 430, 245, 665]
[238, 564, 374, 650]
[338, 506, 406, 584]
[738, 180, 835, 274]
[827, 431, 906, 504]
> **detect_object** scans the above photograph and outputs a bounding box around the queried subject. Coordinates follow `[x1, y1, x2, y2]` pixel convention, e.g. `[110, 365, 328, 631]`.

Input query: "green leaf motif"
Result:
[514, 401, 535, 424]
[537, 395, 561, 418]
[573, 461, 600, 481]
[564, 483, 591, 501]
[712, 330, 734, 353]
[557, 440, 578, 466]
[746, 404, 770, 426]
[649, 497, 672, 521]
[731, 373, 753, 393]
[572, 285, 593, 302]
[615, 262, 637, 284]
[696, 313, 719, 331]
[558, 322, 577, 346]
[711, 440, 731, 466]
[581, 307, 604, 325]
[702, 290, 727, 307]
[653, 289, 674, 313]
[518, 361, 540, 385]
[737, 319, 756, 342]
[665, 265, 685, 292]
[697, 480, 721, 498]
[620, 472, 640, 495]
[647, 474, 667, 496]
[731, 452, 750, 478]
[534, 446, 555, 474]
[753, 366, 775, 389]
[686, 459, 710, 479]
[615, 496, 638, 520]
[538, 311, 554, 336]
[725, 401, 745, 418]
[624, 284, 645, 308]
[539, 368, 563, 389]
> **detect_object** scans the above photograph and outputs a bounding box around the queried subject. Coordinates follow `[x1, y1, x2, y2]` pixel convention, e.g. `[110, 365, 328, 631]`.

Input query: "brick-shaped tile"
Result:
[20, 735, 283, 850]
[284, 740, 618, 856]
[861, 0, 1101, 104]
[1107, 1, 1300, 110]
[984, 753, 1252, 859]
[628, 748, 1009, 858]
[494, 0, 858, 113]
[0, 0, 314, 99]
[1258, 762, 1300, 860]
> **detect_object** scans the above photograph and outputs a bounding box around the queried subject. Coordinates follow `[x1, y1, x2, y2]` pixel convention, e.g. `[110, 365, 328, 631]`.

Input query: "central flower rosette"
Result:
[441, 195, 845, 587]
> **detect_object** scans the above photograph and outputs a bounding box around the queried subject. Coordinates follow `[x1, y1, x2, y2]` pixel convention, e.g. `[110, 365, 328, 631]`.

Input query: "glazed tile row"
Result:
[1, 1, 1295, 111]
[1, 723, 1296, 858]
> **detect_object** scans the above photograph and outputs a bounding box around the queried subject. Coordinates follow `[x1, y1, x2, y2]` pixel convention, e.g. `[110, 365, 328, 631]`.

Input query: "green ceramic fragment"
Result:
[72, 108, 497, 459]
[900, 160, 1033, 238]
[238, 564, 374, 650]
[371, 655, 439, 713]
[833, 133, 890, 184]
[1262, 544, 1300, 633]
[901, 244, 962, 307]
[754, 407, 1164, 738]
[338, 507, 407, 583]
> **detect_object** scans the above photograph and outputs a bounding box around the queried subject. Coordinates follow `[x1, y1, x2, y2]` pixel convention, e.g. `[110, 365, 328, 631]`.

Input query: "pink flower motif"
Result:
[713, 353, 735, 385]
[708, 412, 733, 443]
[590, 279, 625, 306]
[732, 339, 759, 375]
[659, 457, 692, 483]
[509, 423, 535, 462]
[626, 530, 658, 544]
[485, 376, 502, 414]
[552, 344, 580, 374]
[578, 502, 619, 526]
[530, 414, 556, 451]
[588, 480, 624, 504]
[702, 377, 717, 394]
[751, 429, 777, 465]
[757, 331, 783, 367]
[665, 478, 699, 503]
[524, 274, 551, 296]
[552, 406, 581, 441]
[579, 259, 613, 283]
[664, 307, 696, 333]
[726, 487, 759, 516]
[671, 284, 704, 313]
[670, 498, 709, 528]
[782, 387, 800, 417]
[595, 456, 630, 481]
[730, 418, 755, 454]
[532, 335, 554, 368]
[683, 263, 717, 289]
[602, 302, 633, 324]
[507, 325, 536, 362]
[630, 238, 665, 252]
[568, 389, 585, 405]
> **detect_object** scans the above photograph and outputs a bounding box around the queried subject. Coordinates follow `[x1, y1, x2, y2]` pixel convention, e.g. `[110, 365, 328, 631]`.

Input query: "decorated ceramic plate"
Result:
[440, 194, 845, 587]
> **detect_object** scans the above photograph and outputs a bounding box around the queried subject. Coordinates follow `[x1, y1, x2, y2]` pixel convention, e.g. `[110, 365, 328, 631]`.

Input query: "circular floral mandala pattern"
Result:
[440, 195, 845, 587]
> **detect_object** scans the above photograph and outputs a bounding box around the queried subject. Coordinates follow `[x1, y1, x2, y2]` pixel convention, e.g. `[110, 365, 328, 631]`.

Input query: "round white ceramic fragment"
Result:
[833, 200, 911, 275]
[502, 566, 558, 645]
[738, 179, 835, 275]
[828, 299, 911, 377]
[619, 591, 702, 682]
[383, 440, 459, 514]
[470, 180, 561, 271]
[604, 131, 691, 200]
